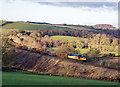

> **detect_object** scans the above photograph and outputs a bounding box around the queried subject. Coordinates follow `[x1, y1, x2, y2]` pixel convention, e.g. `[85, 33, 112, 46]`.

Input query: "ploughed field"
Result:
[2, 70, 118, 85]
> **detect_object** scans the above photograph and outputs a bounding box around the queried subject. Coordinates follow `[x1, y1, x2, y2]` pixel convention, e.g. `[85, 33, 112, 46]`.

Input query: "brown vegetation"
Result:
[93, 24, 117, 30]
[2, 37, 15, 67]
[14, 49, 119, 82]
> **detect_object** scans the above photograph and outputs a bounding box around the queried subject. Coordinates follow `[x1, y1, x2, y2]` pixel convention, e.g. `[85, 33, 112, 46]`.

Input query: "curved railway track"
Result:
[16, 48, 119, 71]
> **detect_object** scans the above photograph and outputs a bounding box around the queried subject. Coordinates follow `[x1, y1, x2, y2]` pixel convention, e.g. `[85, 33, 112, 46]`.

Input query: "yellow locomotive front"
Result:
[68, 54, 87, 61]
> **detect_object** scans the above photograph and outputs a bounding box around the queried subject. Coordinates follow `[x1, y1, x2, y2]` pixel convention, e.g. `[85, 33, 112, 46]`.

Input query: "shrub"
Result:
[55, 44, 78, 54]
[86, 48, 100, 60]
[2, 37, 15, 67]
[20, 38, 24, 41]
[109, 53, 115, 57]
[102, 53, 115, 57]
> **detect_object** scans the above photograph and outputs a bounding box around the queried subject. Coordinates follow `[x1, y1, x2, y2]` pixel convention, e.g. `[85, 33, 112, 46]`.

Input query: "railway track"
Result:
[60, 57, 119, 71]
[16, 48, 119, 71]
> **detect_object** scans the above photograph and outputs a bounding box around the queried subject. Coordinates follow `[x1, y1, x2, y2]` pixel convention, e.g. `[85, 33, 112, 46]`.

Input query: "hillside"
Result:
[1, 21, 118, 38]
[2, 22, 70, 30]
[1, 21, 99, 31]
[93, 24, 117, 30]
[13, 48, 119, 82]
[0, 21, 108, 31]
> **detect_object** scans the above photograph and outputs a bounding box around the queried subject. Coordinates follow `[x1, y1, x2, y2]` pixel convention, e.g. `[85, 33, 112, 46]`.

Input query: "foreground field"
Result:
[2, 71, 118, 86]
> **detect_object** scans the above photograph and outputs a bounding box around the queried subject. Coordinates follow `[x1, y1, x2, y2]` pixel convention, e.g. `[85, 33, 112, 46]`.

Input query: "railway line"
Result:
[16, 47, 119, 71]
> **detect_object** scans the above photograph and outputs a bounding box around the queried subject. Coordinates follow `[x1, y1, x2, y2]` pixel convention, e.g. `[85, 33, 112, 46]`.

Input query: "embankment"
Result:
[14, 49, 119, 82]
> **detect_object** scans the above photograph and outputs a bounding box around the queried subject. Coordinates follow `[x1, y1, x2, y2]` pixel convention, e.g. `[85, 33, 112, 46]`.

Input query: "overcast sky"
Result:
[0, 0, 119, 27]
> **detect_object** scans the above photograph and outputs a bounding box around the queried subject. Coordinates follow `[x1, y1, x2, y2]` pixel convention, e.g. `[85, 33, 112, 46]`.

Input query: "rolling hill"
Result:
[1, 20, 119, 38]
[2, 22, 70, 30]
[1, 21, 103, 31]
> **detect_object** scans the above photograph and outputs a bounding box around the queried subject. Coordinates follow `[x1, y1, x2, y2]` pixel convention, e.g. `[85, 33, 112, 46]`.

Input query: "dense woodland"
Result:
[36, 29, 119, 38]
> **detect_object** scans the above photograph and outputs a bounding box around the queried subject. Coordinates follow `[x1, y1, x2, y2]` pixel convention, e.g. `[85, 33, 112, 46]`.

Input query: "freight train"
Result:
[11, 42, 87, 61]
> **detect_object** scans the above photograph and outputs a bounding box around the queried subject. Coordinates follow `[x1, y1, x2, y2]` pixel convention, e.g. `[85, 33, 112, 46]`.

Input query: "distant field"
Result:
[47, 48, 89, 54]
[0, 21, 7, 25]
[2, 71, 118, 85]
[51, 36, 88, 43]
[78, 49, 89, 54]
[75, 49, 118, 56]
[66, 25, 101, 31]
[100, 51, 119, 56]
[2, 29, 20, 36]
[1, 21, 101, 31]
[2, 22, 70, 30]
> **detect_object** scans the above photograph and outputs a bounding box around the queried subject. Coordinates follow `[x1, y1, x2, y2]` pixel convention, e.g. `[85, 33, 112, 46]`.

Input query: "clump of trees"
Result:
[2, 37, 15, 67]
[55, 44, 77, 54]
[86, 48, 100, 60]
[88, 34, 119, 53]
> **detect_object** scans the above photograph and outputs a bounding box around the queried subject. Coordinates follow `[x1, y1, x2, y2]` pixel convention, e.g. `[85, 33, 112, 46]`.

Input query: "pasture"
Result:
[50, 35, 88, 43]
[2, 22, 70, 30]
[2, 70, 118, 86]
[1, 21, 101, 31]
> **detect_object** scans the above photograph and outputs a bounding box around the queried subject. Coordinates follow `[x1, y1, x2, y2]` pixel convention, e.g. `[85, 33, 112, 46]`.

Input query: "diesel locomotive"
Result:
[68, 54, 87, 61]
[11, 42, 87, 61]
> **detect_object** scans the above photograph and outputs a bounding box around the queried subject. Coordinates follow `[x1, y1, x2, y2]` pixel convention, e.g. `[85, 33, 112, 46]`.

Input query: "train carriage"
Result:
[56, 52, 68, 58]
[47, 51, 57, 56]
[10, 41, 87, 61]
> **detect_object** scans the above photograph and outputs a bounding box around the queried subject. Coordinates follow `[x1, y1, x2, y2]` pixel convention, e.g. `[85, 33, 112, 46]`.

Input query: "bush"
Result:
[2, 37, 15, 67]
[109, 53, 115, 57]
[20, 38, 24, 41]
[82, 44, 88, 49]
[55, 44, 78, 54]
[102, 53, 115, 57]
[86, 48, 100, 59]
[19, 30, 26, 34]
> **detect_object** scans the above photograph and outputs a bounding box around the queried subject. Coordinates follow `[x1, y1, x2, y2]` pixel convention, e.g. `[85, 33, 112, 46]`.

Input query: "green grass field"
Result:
[48, 48, 89, 54]
[78, 49, 89, 54]
[100, 51, 119, 56]
[2, 71, 118, 86]
[2, 22, 70, 30]
[66, 25, 101, 31]
[51, 36, 88, 43]
[1, 21, 101, 31]
[0, 21, 7, 25]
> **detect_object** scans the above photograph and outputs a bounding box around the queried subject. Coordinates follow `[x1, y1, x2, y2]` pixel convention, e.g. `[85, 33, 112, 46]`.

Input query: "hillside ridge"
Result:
[1, 20, 117, 30]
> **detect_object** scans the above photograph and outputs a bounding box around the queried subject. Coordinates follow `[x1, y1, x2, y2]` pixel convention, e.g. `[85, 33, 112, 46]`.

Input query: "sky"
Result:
[0, 0, 119, 27]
